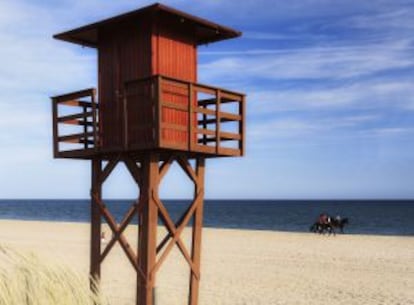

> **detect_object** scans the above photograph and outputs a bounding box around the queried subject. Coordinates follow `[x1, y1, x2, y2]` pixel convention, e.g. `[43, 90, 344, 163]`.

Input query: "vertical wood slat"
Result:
[189, 157, 205, 305]
[90, 159, 102, 293]
[123, 91, 129, 150]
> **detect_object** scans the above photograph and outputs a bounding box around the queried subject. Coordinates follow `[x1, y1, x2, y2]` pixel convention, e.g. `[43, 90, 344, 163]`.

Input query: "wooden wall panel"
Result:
[98, 33, 119, 150]
[153, 20, 197, 149]
[99, 16, 199, 152]
[98, 20, 152, 151]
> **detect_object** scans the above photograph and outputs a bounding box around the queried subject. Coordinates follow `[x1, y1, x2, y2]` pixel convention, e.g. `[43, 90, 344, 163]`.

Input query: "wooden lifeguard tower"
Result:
[51, 3, 245, 305]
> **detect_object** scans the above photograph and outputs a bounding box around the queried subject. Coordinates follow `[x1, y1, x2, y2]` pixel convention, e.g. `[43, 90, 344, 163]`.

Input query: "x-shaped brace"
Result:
[91, 155, 146, 280]
[150, 155, 203, 280]
[92, 192, 146, 280]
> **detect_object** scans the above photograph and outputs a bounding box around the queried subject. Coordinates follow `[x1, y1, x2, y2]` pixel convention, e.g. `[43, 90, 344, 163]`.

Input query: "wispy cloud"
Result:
[247, 79, 414, 114]
[347, 8, 414, 32]
[249, 113, 382, 141]
[359, 127, 414, 138]
[242, 31, 331, 41]
[200, 39, 414, 83]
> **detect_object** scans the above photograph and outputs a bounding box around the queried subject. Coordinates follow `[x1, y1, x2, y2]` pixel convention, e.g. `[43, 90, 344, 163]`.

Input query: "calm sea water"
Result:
[0, 200, 413, 236]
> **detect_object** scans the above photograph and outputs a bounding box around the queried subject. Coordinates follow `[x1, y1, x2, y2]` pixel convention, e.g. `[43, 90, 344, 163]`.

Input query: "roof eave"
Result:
[53, 3, 241, 48]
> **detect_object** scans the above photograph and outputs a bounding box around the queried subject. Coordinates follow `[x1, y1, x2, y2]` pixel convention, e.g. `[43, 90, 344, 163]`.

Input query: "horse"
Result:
[330, 217, 349, 234]
[309, 217, 349, 235]
[309, 221, 333, 234]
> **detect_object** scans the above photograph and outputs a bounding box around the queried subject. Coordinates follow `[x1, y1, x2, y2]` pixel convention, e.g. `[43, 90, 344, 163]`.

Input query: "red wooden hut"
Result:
[51, 3, 245, 305]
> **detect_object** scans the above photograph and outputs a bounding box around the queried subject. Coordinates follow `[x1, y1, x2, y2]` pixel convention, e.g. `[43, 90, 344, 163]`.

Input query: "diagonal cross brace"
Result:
[100, 199, 143, 263]
[91, 192, 146, 280]
[153, 195, 198, 277]
[176, 155, 197, 184]
[124, 157, 143, 186]
[151, 190, 204, 280]
[159, 155, 175, 182]
[99, 156, 121, 184]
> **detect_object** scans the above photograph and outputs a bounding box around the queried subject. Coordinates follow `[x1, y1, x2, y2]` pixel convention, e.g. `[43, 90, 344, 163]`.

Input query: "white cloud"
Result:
[348, 8, 414, 31]
[200, 39, 414, 84]
[245, 79, 414, 116]
[359, 127, 414, 138]
[249, 113, 381, 142]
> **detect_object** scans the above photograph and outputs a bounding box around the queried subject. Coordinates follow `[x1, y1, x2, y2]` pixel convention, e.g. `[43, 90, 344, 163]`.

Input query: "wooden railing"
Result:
[52, 88, 99, 158]
[159, 75, 245, 156]
[52, 76, 245, 159]
[125, 75, 245, 157]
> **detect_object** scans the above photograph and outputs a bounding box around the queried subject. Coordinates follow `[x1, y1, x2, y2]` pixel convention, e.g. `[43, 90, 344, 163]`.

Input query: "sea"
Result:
[0, 200, 413, 236]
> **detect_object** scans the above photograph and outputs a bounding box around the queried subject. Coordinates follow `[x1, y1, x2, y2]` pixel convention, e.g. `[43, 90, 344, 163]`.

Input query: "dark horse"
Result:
[310, 217, 349, 235]
[330, 217, 349, 234]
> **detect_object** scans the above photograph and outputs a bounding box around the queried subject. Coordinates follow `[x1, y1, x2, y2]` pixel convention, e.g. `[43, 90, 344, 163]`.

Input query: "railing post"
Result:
[155, 74, 163, 148]
[83, 105, 88, 150]
[188, 83, 193, 151]
[155, 75, 162, 148]
[239, 95, 246, 156]
[52, 98, 59, 157]
[215, 89, 221, 155]
[91, 88, 99, 149]
[202, 100, 207, 146]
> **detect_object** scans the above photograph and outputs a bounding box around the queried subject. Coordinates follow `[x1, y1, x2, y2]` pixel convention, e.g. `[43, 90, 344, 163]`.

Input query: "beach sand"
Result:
[0, 220, 413, 305]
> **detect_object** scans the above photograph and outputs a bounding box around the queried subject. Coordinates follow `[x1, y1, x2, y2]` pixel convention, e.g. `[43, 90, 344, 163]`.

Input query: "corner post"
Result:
[137, 153, 159, 305]
[52, 98, 59, 158]
[189, 157, 205, 305]
[90, 158, 102, 291]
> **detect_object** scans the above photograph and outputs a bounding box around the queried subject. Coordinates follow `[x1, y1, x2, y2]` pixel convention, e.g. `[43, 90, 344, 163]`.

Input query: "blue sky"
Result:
[1, 0, 414, 199]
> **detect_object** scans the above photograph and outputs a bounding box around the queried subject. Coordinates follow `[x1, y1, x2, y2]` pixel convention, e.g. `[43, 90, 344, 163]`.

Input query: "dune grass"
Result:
[0, 245, 108, 305]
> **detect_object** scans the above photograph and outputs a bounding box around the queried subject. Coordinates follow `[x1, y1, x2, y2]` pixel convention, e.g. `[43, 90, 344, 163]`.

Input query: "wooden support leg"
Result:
[189, 157, 205, 305]
[90, 158, 102, 291]
[137, 154, 159, 305]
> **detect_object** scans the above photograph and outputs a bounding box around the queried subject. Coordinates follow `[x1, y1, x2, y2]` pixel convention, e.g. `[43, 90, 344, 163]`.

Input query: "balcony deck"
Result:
[52, 75, 245, 160]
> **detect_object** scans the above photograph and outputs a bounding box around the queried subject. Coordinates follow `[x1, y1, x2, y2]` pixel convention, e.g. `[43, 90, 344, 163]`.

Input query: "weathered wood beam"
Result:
[100, 156, 121, 184]
[151, 190, 202, 280]
[52, 88, 95, 102]
[176, 156, 197, 184]
[59, 99, 97, 108]
[124, 157, 143, 187]
[189, 157, 205, 305]
[90, 159, 102, 293]
[57, 112, 93, 123]
[159, 155, 175, 182]
[58, 131, 95, 142]
[152, 195, 198, 277]
[100, 200, 142, 264]
[137, 154, 159, 305]
[92, 193, 144, 278]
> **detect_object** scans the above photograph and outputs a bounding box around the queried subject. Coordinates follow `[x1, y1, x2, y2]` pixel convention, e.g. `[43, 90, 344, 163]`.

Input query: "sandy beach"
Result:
[0, 220, 413, 305]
